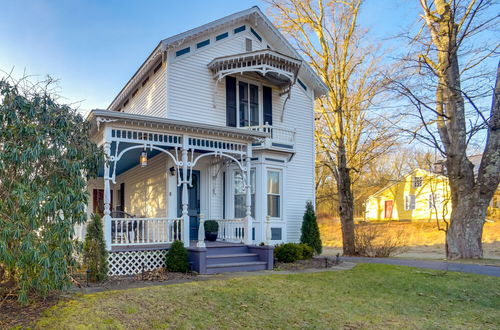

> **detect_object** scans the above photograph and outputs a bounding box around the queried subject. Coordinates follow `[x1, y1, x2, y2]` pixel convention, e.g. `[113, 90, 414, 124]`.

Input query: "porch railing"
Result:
[111, 218, 183, 246]
[247, 124, 296, 145]
[215, 218, 245, 243]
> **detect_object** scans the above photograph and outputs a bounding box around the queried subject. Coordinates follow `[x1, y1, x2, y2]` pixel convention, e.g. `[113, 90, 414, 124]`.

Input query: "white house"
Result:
[81, 6, 327, 275]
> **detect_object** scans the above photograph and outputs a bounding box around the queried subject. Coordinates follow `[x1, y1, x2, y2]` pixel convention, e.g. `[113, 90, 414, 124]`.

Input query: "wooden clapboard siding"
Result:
[114, 153, 169, 218]
[167, 24, 265, 124]
[121, 62, 167, 117]
[277, 84, 315, 242]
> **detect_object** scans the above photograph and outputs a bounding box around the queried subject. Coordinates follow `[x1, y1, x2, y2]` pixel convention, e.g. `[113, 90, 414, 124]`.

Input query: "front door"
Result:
[384, 200, 394, 219]
[177, 170, 200, 240]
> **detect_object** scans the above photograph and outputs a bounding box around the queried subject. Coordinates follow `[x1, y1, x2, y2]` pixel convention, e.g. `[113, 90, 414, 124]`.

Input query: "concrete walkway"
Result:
[340, 256, 500, 277]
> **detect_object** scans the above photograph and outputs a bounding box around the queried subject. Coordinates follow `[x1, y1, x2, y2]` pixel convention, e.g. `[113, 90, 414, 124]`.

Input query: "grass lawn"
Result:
[37, 264, 500, 329]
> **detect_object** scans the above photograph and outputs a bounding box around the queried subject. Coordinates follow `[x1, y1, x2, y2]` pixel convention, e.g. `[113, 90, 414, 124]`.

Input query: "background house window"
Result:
[267, 170, 281, 217]
[238, 81, 259, 127]
[413, 176, 423, 188]
[429, 193, 441, 209]
[405, 194, 416, 210]
[234, 170, 255, 218]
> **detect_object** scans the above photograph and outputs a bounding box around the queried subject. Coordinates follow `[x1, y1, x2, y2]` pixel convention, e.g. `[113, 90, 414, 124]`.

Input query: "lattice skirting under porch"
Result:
[107, 250, 167, 276]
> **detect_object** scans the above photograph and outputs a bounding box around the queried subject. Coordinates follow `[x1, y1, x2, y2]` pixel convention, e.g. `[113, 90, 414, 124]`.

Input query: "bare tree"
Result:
[394, 0, 500, 258]
[267, 0, 398, 255]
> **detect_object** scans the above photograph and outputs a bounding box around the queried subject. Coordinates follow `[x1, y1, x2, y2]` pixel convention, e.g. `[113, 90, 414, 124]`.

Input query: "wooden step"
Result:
[206, 261, 268, 274]
[206, 253, 259, 265]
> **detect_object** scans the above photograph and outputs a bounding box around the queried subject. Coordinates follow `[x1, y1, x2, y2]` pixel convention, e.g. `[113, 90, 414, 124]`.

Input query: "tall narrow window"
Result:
[267, 170, 281, 217]
[405, 195, 416, 210]
[234, 170, 255, 218]
[238, 81, 259, 127]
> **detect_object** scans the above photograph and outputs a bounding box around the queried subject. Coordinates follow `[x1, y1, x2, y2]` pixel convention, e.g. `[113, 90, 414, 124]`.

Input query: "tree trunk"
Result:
[336, 143, 356, 255]
[446, 190, 487, 259]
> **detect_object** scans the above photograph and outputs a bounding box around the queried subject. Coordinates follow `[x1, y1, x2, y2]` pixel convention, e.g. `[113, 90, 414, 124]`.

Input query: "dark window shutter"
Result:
[226, 76, 237, 127]
[263, 86, 272, 126]
[119, 183, 125, 211]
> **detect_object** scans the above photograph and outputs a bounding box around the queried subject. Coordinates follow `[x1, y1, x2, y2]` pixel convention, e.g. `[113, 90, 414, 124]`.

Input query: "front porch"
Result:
[85, 110, 277, 275]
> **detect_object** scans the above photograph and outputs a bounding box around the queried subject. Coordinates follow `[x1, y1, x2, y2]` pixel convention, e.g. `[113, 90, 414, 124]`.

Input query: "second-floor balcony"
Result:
[246, 124, 296, 152]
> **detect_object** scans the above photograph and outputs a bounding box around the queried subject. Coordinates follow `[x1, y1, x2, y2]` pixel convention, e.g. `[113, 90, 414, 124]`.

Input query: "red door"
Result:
[384, 200, 394, 219]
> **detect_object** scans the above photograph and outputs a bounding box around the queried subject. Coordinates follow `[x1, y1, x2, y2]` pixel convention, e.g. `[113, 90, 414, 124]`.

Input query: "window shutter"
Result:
[410, 195, 416, 210]
[263, 86, 272, 126]
[226, 76, 237, 127]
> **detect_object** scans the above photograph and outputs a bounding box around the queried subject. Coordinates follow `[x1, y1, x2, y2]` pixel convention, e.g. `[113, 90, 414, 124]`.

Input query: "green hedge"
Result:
[274, 243, 314, 263]
[165, 240, 189, 272]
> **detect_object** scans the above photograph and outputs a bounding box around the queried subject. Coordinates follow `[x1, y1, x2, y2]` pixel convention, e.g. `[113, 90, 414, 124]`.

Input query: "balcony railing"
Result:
[111, 218, 183, 246]
[247, 124, 296, 146]
[215, 218, 246, 243]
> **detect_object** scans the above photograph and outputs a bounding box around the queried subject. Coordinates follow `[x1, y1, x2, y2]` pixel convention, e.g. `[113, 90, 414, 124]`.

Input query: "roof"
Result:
[108, 6, 328, 111]
[87, 109, 269, 141]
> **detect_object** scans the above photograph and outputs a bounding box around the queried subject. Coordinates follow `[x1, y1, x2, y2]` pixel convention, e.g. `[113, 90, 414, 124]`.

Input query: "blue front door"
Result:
[177, 170, 200, 240]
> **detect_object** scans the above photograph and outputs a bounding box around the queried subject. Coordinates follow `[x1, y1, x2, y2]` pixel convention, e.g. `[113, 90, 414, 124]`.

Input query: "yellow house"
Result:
[364, 169, 452, 221]
[365, 168, 500, 221]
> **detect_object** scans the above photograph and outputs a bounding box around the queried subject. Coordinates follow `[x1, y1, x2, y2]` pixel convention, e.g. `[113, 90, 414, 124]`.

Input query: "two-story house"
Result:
[80, 6, 327, 275]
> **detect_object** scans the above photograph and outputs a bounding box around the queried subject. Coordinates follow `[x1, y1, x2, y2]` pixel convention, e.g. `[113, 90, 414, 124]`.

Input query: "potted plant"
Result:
[204, 220, 219, 241]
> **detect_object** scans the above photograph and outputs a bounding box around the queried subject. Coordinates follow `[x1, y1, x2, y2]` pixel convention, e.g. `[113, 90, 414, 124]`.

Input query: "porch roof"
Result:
[87, 109, 269, 141]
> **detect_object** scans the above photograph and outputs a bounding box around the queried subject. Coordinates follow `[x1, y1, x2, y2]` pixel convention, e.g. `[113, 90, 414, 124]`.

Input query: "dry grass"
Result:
[36, 264, 500, 329]
[319, 217, 500, 259]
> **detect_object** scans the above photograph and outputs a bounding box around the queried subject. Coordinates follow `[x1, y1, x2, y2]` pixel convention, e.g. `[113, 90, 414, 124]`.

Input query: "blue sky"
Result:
[0, 0, 420, 111]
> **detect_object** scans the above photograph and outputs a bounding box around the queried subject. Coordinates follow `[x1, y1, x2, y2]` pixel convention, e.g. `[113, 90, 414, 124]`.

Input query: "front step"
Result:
[206, 261, 267, 274]
[206, 245, 249, 256]
[207, 253, 259, 265]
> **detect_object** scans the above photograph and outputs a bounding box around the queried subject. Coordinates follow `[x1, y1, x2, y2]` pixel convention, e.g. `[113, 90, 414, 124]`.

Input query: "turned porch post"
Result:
[197, 213, 206, 247]
[103, 128, 112, 251]
[245, 142, 253, 245]
[181, 135, 190, 248]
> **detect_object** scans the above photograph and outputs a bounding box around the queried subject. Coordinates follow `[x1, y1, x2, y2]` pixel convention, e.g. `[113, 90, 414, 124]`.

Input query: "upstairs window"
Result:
[413, 176, 423, 188]
[238, 81, 259, 127]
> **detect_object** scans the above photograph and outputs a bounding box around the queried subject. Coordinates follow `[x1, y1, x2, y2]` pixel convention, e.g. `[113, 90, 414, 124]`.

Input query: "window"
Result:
[153, 62, 162, 74]
[245, 38, 252, 52]
[196, 39, 210, 49]
[271, 228, 282, 240]
[250, 27, 262, 42]
[234, 170, 255, 218]
[267, 170, 281, 217]
[413, 176, 423, 188]
[238, 81, 259, 127]
[216, 32, 228, 41]
[405, 195, 416, 210]
[429, 193, 441, 209]
[234, 25, 246, 33]
[297, 78, 307, 91]
[175, 47, 190, 57]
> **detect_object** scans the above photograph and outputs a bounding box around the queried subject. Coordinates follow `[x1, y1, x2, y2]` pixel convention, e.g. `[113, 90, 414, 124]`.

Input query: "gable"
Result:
[108, 6, 326, 111]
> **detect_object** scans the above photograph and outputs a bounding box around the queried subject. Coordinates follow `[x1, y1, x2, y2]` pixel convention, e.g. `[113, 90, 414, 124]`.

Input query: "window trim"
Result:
[267, 169, 282, 219]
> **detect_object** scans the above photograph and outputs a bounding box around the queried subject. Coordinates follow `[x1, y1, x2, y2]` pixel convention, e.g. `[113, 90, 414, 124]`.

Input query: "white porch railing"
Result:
[215, 218, 246, 243]
[247, 124, 296, 144]
[111, 218, 183, 246]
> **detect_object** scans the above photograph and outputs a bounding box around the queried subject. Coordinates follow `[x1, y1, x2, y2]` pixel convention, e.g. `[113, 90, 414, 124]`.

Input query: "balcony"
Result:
[246, 124, 296, 152]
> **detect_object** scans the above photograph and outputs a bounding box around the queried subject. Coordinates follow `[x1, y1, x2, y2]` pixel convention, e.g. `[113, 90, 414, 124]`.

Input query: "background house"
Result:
[365, 168, 500, 222]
